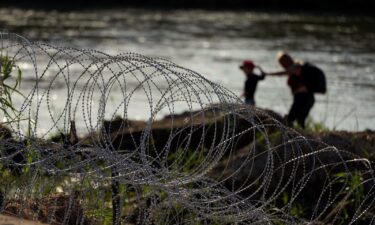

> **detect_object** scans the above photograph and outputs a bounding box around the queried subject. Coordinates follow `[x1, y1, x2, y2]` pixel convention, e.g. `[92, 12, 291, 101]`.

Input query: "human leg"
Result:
[296, 93, 315, 128]
[245, 98, 255, 106]
[287, 95, 300, 126]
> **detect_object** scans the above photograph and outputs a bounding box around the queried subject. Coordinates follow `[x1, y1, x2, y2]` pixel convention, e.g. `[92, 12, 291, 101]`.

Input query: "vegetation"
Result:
[304, 118, 330, 133]
[0, 54, 23, 124]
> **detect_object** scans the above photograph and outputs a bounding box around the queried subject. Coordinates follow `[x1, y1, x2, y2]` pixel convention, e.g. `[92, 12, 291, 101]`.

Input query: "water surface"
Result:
[1, 8, 374, 131]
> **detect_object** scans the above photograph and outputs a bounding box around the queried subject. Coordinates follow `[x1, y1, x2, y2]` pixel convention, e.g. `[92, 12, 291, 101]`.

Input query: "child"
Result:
[240, 60, 265, 106]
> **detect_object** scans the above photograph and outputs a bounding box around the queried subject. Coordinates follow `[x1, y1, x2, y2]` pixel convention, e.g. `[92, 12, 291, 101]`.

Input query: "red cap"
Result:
[240, 60, 255, 69]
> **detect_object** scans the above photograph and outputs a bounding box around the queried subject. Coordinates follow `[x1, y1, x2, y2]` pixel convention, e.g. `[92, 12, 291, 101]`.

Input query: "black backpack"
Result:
[302, 63, 327, 94]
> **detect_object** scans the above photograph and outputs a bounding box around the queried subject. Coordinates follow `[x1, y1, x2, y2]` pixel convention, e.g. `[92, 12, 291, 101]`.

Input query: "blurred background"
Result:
[0, 1, 374, 131]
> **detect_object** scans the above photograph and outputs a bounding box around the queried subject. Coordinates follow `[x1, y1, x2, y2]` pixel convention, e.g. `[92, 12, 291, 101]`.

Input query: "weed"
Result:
[0, 53, 24, 123]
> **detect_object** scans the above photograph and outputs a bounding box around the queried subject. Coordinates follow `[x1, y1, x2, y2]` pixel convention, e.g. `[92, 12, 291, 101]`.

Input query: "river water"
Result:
[1, 8, 374, 132]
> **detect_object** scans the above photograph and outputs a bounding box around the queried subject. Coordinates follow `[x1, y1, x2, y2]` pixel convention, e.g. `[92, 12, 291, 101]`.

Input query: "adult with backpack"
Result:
[265, 52, 326, 128]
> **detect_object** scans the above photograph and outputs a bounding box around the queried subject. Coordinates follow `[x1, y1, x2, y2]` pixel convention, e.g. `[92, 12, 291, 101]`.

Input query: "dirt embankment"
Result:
[1, 108, 374, 224]
[94, 108, 375, 160]
[0, 214, 48, 225]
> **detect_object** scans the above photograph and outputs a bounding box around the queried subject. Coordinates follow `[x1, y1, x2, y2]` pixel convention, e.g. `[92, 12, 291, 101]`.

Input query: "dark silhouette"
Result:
[0, 126, 26, 176]
[240, 60, 265, 106]
[265, 52, 326, 128]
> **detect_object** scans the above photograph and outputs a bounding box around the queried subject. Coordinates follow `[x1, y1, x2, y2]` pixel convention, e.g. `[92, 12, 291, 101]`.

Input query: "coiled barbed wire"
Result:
[0, 33, 374, 225]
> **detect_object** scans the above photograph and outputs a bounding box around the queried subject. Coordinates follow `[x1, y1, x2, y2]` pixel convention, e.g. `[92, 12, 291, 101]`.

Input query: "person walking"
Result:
[265, 52, 326, 128]
[240, 60, 265, 106]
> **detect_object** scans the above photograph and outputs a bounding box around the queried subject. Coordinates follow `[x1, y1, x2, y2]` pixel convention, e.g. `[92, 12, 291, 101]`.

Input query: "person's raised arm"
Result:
[255, 65, 266, 80]
[265, 70, 288, 76]
[255, 65, 288, 77]
[267, 63, 302, 76]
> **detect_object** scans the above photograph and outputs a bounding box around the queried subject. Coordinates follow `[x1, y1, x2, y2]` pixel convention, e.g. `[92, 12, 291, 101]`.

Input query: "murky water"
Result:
[1, 8, 375, 131]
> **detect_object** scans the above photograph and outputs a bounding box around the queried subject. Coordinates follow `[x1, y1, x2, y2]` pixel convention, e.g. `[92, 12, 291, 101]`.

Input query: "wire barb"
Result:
[0, 32, 374, 225]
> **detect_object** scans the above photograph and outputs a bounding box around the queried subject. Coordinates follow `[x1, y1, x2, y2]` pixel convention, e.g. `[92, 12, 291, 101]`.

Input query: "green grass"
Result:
[304, 118, 330, 132]
[0, 53, 24, 123]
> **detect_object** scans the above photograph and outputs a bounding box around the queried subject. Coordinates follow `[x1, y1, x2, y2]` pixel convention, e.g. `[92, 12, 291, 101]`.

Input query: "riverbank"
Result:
[1, 107, 374, 224]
